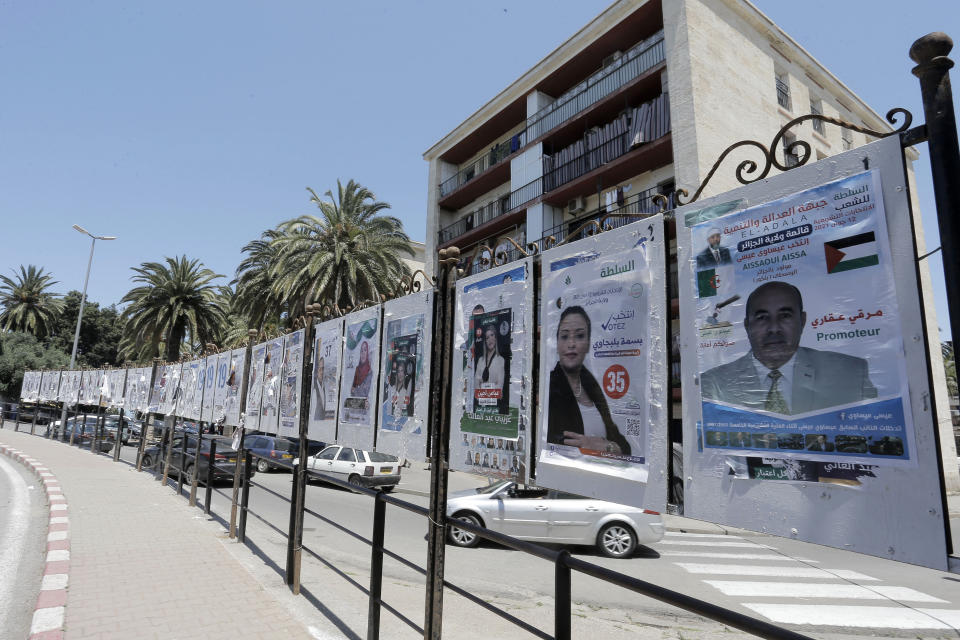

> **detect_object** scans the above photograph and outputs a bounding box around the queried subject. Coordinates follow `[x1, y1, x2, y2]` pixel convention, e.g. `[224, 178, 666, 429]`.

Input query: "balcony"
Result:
[437, 176, 542, 248]
[438, 132, 525, 199]
[542, 93, 670, 193]
[526, 31, 665, 143]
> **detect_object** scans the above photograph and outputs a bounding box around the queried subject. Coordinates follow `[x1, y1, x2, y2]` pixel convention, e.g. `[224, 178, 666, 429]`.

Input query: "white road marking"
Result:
[743, 604, 960, 629]
[30, 607, 64, 634]
[705, 580, 946, 603]
[660, 551, 818, 562]
[659, 540, 767, 548]
[46, 549, 69, 562]
[41, 573, 68, 590]
[0, 456, 31, 621]
[664, 532, 744, 539]
[674, 563, 877, 580]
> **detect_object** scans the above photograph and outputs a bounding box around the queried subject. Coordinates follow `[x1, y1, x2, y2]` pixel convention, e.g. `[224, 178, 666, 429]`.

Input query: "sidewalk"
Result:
[0, 428, 316, 640]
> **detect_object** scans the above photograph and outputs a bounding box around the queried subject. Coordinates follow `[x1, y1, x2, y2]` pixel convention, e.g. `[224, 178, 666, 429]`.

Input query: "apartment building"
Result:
[423, 0, 959, 491]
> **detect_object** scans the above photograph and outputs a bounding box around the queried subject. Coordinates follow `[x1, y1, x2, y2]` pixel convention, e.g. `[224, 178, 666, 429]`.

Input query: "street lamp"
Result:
[58, 225, 116, 428]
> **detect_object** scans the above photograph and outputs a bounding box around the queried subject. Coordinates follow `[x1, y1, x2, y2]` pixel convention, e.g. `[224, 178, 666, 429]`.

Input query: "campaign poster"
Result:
[148, 366, 166, 413]
[124, 368, 146, 414]
[308, 318, 343, 444]
[58, 370, 81, 407]
[200, 356, 217, 423]
[95, 370, 108, 407]
[159, 364, 182, 416]
[337, 306, 381, 451]
[212, 351, 232, 424]
[178, 360, 199, 419]
[376, 291, 433, 461]
[451, 260, 532, 483]
[40, 370, 61, 403]
[535, 216, 668, 507]
[278, 329, 304, 438]
[80, 370, 100, 405]
[259, 337, 284, 435]
[223, 348, 246, 427]
[245, 342, 267, 431]
[20, 371, 39, 402]
[689, 170, 914, 466]
[107, 369, 127, 409]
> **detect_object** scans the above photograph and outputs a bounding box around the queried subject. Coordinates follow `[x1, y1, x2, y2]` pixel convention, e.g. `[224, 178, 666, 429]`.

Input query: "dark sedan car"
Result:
[244, 434, 324, 473]
[141, 434, 251, 483]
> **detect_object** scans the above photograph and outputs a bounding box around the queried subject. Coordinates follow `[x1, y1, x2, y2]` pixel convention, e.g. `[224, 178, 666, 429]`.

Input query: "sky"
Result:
[1, 1, 958, 337]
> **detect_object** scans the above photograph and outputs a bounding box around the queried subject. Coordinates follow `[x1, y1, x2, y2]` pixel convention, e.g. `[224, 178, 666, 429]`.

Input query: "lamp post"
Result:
[58, 225, 116, 428]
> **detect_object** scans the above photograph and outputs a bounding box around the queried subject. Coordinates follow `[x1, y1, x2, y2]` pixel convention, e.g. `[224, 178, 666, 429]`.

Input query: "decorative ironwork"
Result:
[493, 236, 529, 266]
[391, 269, 436, 298]
[677, 108, 913, 206]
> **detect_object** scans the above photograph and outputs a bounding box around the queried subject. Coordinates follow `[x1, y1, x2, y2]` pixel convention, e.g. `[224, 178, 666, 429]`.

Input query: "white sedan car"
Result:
[446, 480, 664, 558]
[296, 445, 401, 491]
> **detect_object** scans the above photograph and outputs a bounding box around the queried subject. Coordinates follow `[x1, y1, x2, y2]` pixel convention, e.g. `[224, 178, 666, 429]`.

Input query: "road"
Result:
[40, 435, 960, 638]
[0, 453, 48, 639]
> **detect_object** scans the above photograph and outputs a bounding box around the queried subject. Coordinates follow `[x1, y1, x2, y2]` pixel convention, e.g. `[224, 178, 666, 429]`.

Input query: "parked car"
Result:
[296, 445, 401, 491]
[445, 480, 664, 559]
[141, 434, 251, 484]
[51, 416, 116, 452]
[244, 434, 324, 473]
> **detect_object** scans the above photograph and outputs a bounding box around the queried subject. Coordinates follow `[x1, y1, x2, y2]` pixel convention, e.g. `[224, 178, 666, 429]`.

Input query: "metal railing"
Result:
[439, 133, 524, 199]
[526, 31, 666, 142]
[437, 177, 542, 246]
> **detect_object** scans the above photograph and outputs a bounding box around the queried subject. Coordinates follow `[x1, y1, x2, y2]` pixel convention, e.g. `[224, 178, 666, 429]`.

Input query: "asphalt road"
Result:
[0, 453, 48, 640]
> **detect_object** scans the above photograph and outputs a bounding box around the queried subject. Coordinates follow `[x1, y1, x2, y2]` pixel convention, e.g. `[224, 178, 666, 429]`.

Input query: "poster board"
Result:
[376, 291, 433, 462]
[178, 360, 201, 420]
[58, 370, 81, 407]
[677, 136, 948, 569]
[106, 369, 127, 409]
[278, 329, 305, 439]
[80, 370, 100, 406]
[124, 367, 149, 414]
[308, 318, 343, 444]
[219, 348, 246, 427]
[200, 356, 217, 423]
[337, 306, 382, 451]
[20, 371, 40, 402]
[245, 342, 267, 431]
[450, 259, 534, 483]
[40, 370, 62, 403]
[259, 337, 284, 435]
[535, 215, 668, 509]
[158, 364, 182, 416]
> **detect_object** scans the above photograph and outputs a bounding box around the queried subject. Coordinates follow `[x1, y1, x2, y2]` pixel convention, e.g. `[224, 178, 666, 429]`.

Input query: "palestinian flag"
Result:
[697, 268, 718, 298]
[824, 232, 879, 273]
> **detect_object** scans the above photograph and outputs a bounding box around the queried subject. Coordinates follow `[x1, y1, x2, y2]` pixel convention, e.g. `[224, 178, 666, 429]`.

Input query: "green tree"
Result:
[118, 256, 228, 362]
[45, 291, 124, 368]
[0, 265, 64, 338]
[943, 341, 957, 398]
[0, 331, 69, 400]
[233, 228, 287, 333]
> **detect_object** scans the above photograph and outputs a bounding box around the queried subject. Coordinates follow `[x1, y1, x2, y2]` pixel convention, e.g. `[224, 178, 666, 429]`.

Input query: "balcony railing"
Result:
[542, 93, 669, 192]
[776, 78, 791, 110]
[438, 132, 526, 199]
[438, 176, 543, 245]
[525, 31, 665, 143]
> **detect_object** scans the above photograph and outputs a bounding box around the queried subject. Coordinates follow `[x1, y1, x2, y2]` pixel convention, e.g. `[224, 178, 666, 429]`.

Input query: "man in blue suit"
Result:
[700, 281, 877, 415]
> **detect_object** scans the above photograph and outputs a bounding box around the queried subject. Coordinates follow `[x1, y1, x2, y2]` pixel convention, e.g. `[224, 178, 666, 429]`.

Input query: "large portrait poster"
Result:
[245, 342, 267, 431]
[58, 370, 80, 406]
[81, 370, 100, 405]
[690, 170, 914, 466]
[278, 329, 304, 438]
[200, 356, 217, 423]
[259, 337, 284, 435]
[376, 291, 433, 461]
[308, 318, 343, 444]
[337, 306, 381, 451]
[536, 216, 668, 507]
[40, 370, 61, 403]
[223, 347, 246, 427]
[450, 259, 533, 483]
[20, 371, 40, 402]
[124, 368, 144, 414]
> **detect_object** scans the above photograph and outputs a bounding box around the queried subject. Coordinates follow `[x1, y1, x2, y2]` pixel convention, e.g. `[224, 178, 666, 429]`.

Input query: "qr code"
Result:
[625, 418, 643, 437]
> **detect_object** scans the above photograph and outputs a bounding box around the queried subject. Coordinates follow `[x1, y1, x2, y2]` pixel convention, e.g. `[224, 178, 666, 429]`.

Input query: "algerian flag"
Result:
[696, 268, 718, 298]
[824, 232, 879, 274]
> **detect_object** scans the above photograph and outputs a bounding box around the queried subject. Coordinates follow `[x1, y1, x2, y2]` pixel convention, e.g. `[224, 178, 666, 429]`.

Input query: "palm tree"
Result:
[119, 256, 228, 362]
[0, 265, 64, 338]
[272, 179, 414, 311]
[233, 228, 287, 332]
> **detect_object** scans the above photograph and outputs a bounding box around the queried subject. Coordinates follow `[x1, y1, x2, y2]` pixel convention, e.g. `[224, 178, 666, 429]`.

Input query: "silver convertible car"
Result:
[446, 480, 664, 558]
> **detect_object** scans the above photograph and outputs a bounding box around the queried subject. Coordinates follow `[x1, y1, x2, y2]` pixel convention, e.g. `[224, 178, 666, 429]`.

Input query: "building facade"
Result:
[423, 0, 959, 492]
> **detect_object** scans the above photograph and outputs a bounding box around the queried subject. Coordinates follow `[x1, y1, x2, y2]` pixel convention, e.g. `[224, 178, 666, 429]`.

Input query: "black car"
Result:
[141, 434, 251, 483]
[244, 434, 325, 473]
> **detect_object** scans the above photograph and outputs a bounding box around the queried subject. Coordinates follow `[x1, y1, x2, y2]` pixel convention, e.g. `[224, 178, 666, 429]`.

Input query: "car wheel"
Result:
[448, 512, 482, 548]
[257, 459, 270, 474]
[597, 522, 637, 559]
[141, 454, 153, 468]
[348, 474, 364, 491]
[185, 463, 197, 484]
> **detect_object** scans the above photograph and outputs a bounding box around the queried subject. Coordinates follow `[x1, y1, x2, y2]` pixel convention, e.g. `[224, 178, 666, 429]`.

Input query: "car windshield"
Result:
[275, 439, 299, 452]
[476, 480, 512, 495]
[367, 451, 397, 463]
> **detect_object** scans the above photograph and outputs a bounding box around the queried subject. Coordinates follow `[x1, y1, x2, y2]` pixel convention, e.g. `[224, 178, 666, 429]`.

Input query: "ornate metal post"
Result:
[424, 247, 459, 639]
[289, 307, 317, 594]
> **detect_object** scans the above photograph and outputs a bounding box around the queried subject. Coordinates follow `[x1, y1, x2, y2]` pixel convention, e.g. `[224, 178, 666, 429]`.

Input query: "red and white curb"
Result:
[0, 445, 68, 640]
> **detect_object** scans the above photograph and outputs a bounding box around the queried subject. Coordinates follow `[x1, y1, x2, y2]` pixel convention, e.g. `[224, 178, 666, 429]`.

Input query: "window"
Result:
[775, 71, 791, 110]
[810, 99, 824, 135]
[783, 132, 800, 168]
[842, 131, 854, 151]
[317, 447, 338, 461]
[337, 448, 357, 462]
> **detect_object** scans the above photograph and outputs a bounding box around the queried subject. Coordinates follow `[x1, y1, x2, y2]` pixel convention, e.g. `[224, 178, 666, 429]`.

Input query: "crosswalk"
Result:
[658, 531, 960, 631]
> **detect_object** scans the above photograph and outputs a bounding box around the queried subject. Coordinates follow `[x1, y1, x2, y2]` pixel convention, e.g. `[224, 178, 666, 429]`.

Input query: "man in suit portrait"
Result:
[700, 281, 877, 415]
[696, 228, 732, 268]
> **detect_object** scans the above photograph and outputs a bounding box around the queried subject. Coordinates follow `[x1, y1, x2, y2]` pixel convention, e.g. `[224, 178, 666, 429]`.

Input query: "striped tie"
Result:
[765, 369, 788, 413]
